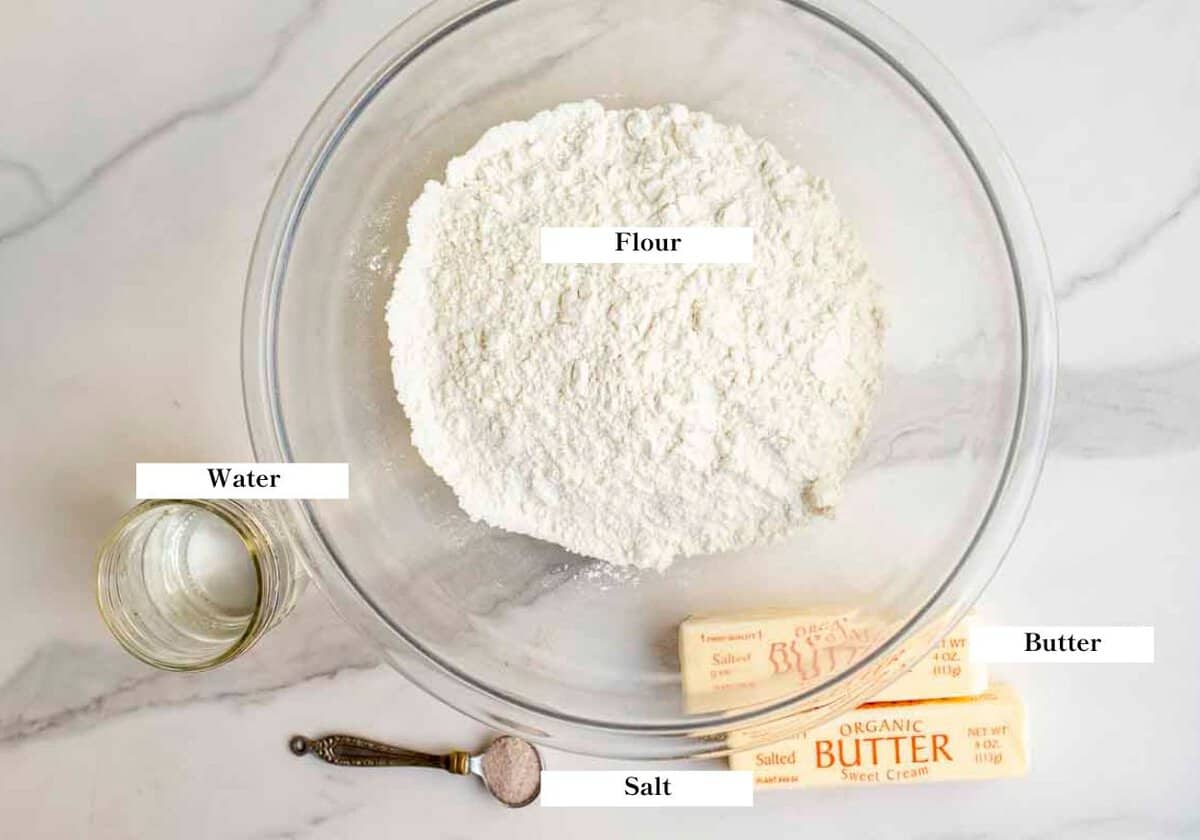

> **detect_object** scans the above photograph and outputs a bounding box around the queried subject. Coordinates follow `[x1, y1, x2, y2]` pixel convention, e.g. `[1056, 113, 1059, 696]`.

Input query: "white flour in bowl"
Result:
[387, 101, 883, 570]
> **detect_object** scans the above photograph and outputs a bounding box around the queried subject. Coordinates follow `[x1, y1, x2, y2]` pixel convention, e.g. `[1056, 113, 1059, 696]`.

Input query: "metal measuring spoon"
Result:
[288, 733, 543, 808]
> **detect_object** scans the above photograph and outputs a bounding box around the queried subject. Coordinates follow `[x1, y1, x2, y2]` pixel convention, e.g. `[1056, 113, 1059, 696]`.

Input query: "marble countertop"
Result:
[2, 1, 1197, 837]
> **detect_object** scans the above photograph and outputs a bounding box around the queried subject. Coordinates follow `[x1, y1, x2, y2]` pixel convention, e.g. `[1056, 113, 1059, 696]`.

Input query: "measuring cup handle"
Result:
[289, 734, 470, 774]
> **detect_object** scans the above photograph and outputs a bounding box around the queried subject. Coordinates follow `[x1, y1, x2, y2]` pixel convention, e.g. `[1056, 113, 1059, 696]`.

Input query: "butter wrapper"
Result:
[872, 615, 986, 702]
[729, 685, 1028, 787]
[679, 610, 985, 713]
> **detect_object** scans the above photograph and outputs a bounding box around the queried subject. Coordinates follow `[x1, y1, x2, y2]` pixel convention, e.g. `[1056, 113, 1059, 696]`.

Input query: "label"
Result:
[873, 616, 987, 702]
[135, 463, 349, 500]
[969, 626, 1154, 663]
[540, 226, 753, 264]
[539, 771, 753, 807]
[729, 685, 1027, 788]
[679, 609, 885, 714]
[679, 610, 985, 713]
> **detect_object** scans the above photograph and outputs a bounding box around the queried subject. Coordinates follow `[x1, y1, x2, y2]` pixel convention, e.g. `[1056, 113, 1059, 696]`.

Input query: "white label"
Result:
[969, 626, 1154, 663]
[539, 771, 753, 808]
[135, 463, 349, 500]
[540, 227, 753, 264]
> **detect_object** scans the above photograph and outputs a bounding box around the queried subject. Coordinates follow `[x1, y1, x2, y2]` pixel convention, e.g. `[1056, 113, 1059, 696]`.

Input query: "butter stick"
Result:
[729, 685, 1027, 787]
[679, 610, 985, 713]
[872, 614, 986, 702]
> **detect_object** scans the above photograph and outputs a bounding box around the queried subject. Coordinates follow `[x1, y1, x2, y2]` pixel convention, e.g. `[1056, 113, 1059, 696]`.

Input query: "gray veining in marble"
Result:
[0, 0, 325, 244]
[1057, 165, 1200, 300]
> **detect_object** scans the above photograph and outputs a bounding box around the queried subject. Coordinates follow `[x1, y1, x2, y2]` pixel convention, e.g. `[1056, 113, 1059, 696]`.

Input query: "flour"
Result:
[387, 101, 883, 570]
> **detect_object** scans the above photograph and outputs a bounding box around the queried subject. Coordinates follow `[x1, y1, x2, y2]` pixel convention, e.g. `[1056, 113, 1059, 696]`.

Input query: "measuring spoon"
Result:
[288, 733, 543, 808]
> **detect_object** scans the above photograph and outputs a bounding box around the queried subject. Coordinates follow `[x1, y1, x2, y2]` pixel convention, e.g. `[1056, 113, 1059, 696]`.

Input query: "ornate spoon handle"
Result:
[289, 734, 471, 774]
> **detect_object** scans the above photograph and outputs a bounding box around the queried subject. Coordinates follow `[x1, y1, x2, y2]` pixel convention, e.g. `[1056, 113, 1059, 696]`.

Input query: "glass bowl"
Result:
[243, 0, 1055, 758]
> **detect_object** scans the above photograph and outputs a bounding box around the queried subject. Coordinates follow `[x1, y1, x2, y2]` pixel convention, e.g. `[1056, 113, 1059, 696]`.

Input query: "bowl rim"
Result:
[242, 0, 1057, 758]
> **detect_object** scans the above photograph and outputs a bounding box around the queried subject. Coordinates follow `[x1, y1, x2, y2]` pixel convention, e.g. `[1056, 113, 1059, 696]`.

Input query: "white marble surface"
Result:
[2, 0, 1198, 837]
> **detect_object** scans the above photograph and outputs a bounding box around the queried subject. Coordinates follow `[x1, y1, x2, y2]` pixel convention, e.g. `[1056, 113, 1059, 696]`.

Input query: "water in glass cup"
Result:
[97, 500, 302, 670]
